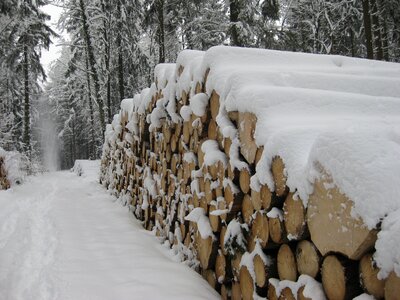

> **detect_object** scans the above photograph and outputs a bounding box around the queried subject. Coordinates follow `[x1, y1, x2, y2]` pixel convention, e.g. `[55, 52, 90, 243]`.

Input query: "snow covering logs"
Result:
[100, 46, 400, 300]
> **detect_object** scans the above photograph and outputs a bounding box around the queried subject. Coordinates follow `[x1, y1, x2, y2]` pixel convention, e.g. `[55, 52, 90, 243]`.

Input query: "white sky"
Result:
[40, 3, 66, 76]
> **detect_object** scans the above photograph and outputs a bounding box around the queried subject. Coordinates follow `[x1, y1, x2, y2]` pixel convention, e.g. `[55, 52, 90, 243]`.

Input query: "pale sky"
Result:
[40, 3, 66, 76]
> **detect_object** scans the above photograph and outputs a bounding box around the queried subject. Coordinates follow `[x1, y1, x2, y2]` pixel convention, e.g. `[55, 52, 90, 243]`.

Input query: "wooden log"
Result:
[210, 90, 220, 121]
[307, 175, 377, 260]
[220, 225, 228, 255]
[239, 168, 251, 194]
[203, 269, 218, 290]
[297, 286, 312, 300]
[238, 112, 258, 164]
[182, 121, 190, 144]
[254, 253, 278, 290]
[271, 156, 288, 197]
[209, 204, 221, 233]
[359, 253, 385, 299]
[283, 193, 308, 241]
[251, 188, 262, 211]
[279, 287, 296, 300]
[260, 184, 273, 210]
[321, 255, 362, 300]
[170, 134, 178, 153]
[221, 284, 230, 300]
[277, 244, 297, 281]
[239, 265, 254, 300]
[208, 119, 218, 140]
[268, 209, 288, 244]
[204, 178, 215, 204]
[216, 250, 233, 284]
[249, 211, 269, 251]
[267, 280, 279, 300]
[195, 82, 202, 94]
[255, 146, 264, 166]
[385, 271, 400, 300]
[197, 232, 218, 270]
[224, 183, 242, 213]
[224, 137, 232, 158]
[231, 252, 243, 280]
[295, 240, 321, 279]
[242, 194, 254, 225]
[232, 281, 242, 300]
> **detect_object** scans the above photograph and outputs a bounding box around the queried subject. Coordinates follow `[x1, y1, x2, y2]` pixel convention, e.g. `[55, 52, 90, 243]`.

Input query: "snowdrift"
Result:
[100, 46, 400, 299]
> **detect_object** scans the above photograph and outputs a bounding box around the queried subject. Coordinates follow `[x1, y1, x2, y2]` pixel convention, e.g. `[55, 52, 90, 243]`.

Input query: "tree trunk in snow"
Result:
[85, 55, 95, 159]
[79, 0, 105, 137]
[23, 44, 31, 156]
[229, 0, 242, 47]
[156, 0, 165, 63]
[362, 0, 374, 59]
[370, 0, 383, 60]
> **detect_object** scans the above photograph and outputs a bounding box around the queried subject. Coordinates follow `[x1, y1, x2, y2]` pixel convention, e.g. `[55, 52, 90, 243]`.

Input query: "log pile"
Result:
[100, 47, 400, 299]
[0, 155, 10, 190]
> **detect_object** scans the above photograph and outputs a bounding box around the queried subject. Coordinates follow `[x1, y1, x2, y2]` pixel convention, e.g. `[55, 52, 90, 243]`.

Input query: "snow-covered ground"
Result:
[0, 167, 219, 300]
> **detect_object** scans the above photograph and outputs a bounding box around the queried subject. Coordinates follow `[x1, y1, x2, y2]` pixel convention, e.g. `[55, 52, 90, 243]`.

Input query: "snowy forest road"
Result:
[0, 170, 219, 300]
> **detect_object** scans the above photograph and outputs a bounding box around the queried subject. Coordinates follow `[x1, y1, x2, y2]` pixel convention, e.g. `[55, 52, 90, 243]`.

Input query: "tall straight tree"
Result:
[78, 0, 106, 136]
[3, 0, 56, 155]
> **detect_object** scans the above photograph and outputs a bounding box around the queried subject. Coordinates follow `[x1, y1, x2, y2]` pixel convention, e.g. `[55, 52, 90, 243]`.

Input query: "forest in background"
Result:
[0, 0, 399, 170]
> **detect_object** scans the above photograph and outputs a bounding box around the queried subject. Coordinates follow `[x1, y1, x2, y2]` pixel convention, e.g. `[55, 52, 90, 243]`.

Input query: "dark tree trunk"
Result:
[117, 1, 125, 100]
[156, 0, 165, 63]
[23, 44, 31, 155]
[362, 0, 374, 59]
[370, 0, 383, 60]
[79, 0, 105, 138]
[230, 0, 242, 47]
[85, 54, 95, 159]
[101, 0, 112, 123]
[382, 19, 389, 61]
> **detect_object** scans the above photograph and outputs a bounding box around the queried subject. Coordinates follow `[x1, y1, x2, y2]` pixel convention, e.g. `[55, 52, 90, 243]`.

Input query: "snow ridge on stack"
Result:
[100, 46, 400, 299]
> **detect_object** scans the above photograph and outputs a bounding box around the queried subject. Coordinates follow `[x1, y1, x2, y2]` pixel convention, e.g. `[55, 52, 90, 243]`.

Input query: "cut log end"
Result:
[359, 253, 384, 299]
[277, 244, 297, 281]
[239, 265, 254, 300]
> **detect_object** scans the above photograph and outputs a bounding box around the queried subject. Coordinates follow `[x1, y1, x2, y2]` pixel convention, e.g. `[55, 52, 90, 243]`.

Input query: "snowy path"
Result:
[0, 171, 219, 300]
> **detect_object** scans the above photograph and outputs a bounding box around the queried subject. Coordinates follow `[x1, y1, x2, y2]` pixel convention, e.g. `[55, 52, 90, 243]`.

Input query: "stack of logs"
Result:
[0, 156, 10, 190]
[100, 63, 400, 300]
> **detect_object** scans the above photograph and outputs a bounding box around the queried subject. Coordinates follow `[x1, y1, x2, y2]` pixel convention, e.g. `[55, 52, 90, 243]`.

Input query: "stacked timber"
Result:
[0, 155, 10, 190]
[100, 46, 400, 299]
